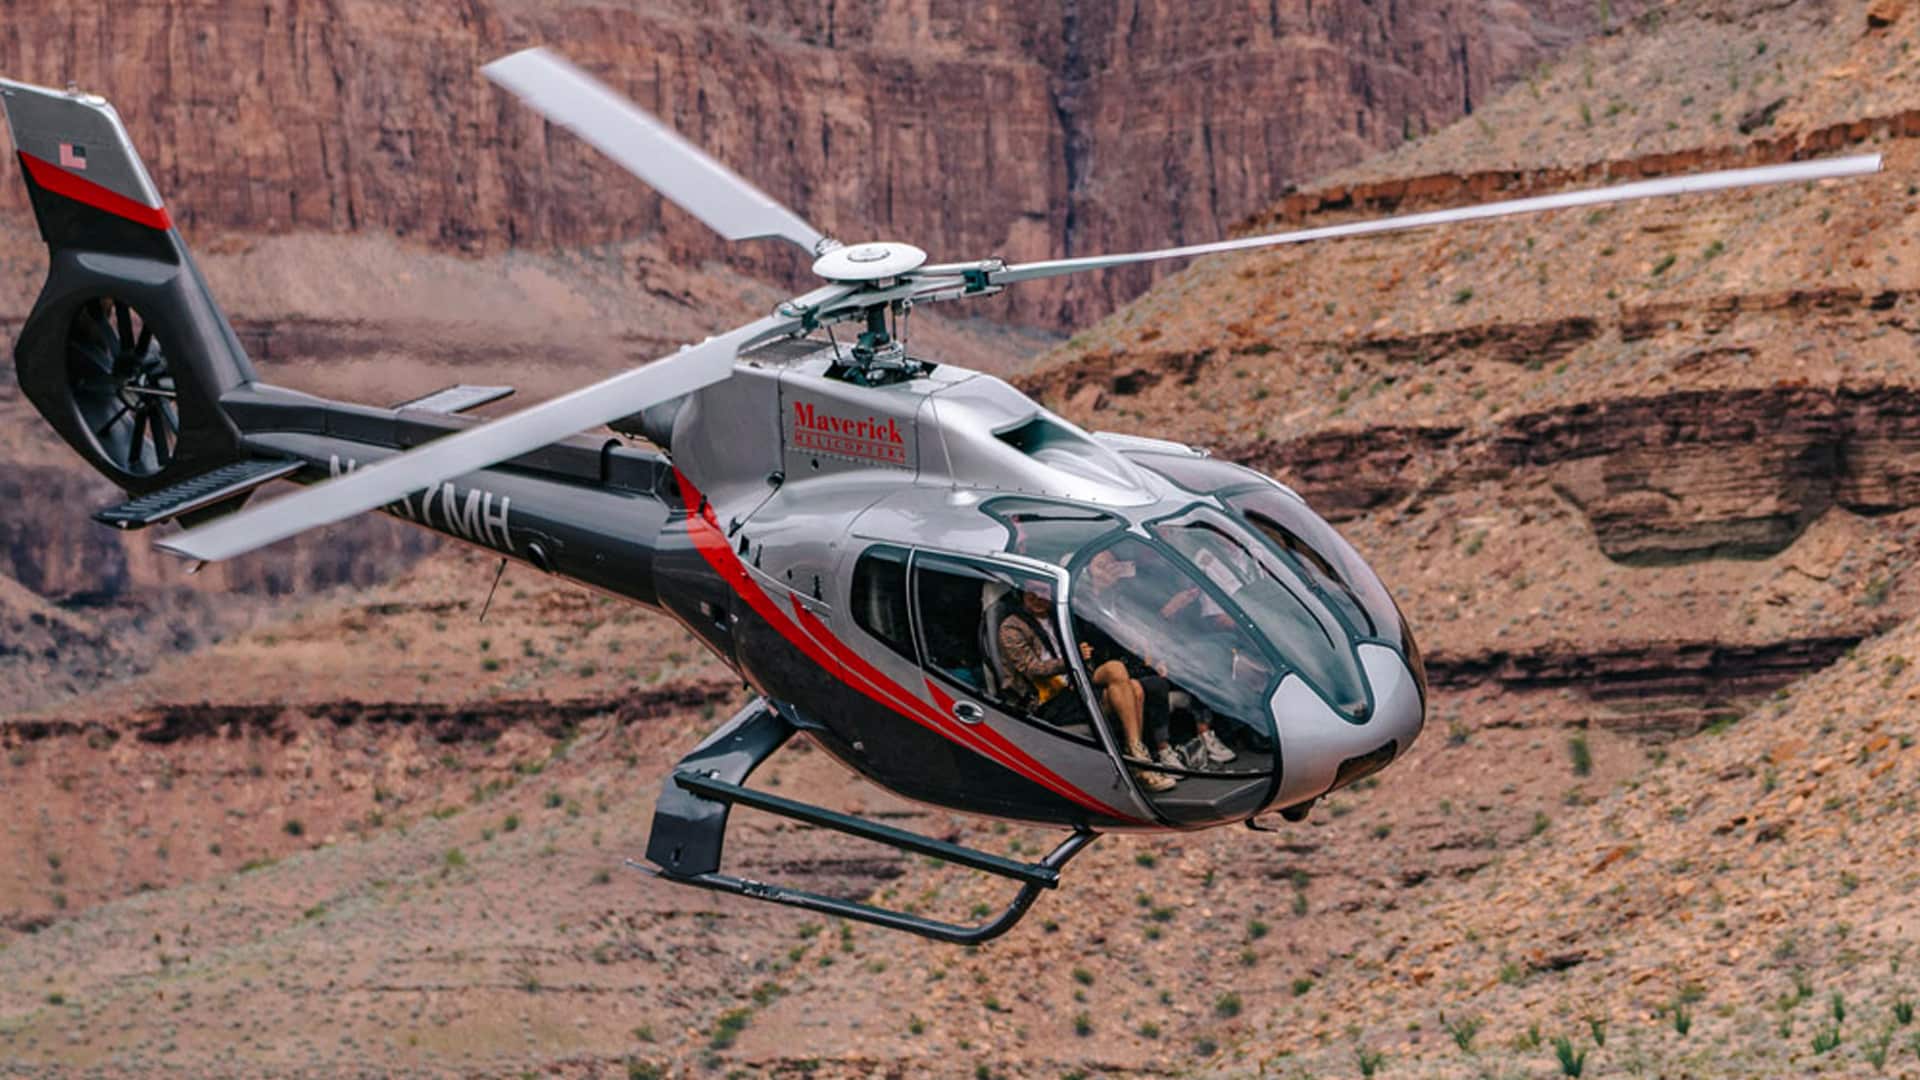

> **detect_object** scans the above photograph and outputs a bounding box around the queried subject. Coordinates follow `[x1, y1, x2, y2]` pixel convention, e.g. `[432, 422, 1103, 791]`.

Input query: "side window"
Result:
[914, 555, 1086, 733]
[913, 555, 995, 694]
[851, 546, 915, 662]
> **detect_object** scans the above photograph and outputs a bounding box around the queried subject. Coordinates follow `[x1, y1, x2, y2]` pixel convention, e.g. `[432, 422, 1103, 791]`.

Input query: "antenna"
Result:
[479, 558, 508, 622]
[825, 322, 845, 364]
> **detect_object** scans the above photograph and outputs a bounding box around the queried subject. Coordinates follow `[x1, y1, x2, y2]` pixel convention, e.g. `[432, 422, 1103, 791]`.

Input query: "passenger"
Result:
[998, 581, 1176, 793]
[1077, 548, 1237, 770]
[993, 582, 1084, 730]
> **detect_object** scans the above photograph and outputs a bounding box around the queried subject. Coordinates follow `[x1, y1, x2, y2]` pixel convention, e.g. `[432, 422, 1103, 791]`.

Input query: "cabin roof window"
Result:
[1131, 451, 1269, 495]
[982, 496, 1125, 567]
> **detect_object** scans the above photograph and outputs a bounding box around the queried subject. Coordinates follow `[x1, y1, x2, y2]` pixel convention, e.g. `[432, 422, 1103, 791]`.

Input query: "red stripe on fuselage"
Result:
[786, 594, 1129, 816]
[671, 468, 1134, 822]
[18, 152, 172, 231]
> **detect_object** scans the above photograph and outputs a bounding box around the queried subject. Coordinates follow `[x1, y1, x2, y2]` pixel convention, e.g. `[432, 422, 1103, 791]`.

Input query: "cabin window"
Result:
[851, 546, 915, 663]
[913, 555, 1002, 695]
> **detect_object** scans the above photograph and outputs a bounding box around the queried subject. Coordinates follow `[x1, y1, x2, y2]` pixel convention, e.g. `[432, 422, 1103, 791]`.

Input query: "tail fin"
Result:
[2, 76, 256, 494]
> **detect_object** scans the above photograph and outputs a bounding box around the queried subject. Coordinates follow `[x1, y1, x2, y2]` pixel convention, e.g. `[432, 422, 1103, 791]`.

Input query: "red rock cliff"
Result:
[0, 0, 1640, 330]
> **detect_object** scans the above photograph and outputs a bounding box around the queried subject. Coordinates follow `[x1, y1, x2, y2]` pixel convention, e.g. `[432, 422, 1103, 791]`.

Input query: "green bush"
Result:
[1552, 1034, 1586, 1077]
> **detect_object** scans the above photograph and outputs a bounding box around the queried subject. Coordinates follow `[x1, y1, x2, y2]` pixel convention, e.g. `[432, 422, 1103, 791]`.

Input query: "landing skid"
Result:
[638, 698, 1098, 944]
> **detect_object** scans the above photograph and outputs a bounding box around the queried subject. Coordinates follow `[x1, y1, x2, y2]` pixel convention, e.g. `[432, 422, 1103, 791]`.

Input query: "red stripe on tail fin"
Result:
[18, 151, 171, 230]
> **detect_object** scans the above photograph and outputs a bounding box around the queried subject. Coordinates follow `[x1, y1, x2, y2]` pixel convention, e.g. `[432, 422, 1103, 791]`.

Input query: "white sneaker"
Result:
[1199, 728, 1237, 763]
[1155, 744, 1185, 771]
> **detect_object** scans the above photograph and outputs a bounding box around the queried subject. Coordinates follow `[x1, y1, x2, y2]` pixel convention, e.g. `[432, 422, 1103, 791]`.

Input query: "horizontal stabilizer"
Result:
[393, 385, 515, 415]
[93, 458, 303, 530]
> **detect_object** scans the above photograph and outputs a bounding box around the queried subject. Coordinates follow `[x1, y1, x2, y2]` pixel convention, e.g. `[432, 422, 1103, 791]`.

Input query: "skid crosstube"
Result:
[639, 698, 1098, 945]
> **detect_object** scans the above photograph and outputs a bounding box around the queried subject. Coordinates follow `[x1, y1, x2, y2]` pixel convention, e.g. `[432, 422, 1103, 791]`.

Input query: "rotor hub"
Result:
[812, 241, 927, 283]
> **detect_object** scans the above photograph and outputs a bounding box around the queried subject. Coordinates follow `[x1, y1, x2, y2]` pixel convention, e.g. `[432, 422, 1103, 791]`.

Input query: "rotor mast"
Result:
[807, 240, 931, 381]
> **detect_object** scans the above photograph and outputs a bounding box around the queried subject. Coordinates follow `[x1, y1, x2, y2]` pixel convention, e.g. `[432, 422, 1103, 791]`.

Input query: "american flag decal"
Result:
[58, 142, 86, 171]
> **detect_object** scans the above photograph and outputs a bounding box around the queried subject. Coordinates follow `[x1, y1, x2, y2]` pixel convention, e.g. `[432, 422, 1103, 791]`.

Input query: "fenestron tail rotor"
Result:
[67, 297, 178, 479]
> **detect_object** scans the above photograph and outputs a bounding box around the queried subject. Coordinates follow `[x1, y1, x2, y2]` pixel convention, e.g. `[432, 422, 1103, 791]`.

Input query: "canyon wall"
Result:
[0, 0, 1639, 330]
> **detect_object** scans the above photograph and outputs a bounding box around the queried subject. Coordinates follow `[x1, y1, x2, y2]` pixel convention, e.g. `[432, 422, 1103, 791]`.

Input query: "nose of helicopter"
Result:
[1264, 643, 1425, 815]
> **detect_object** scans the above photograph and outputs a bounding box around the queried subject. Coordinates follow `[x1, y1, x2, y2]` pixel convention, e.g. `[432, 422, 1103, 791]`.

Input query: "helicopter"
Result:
[0, 50, 1880, 943]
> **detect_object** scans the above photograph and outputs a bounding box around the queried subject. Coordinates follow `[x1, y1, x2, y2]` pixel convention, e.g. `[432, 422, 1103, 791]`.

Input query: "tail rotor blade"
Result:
[483, 47, 828, 255]
[158, 312, 807, 563]
[992, 154, 1884, 286]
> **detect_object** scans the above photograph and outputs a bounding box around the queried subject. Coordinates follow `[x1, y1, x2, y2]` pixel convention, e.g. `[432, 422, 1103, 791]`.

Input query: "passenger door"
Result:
[907, 554, 1085, 737]
[834, 542, 1151, 824]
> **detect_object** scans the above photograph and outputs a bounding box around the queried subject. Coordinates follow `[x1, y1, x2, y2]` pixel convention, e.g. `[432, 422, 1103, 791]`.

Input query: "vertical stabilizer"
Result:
[2, 77, 256, 494]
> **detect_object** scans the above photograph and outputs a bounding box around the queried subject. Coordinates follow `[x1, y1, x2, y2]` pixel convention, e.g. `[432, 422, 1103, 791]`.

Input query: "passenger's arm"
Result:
[998, 619, 1065, 678]
[1158, 586, 1202, 621]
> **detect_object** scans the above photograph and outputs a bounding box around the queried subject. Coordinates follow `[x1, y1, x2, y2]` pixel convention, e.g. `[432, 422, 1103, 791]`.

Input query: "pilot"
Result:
[1077, 548, 1237, 771]
[997, 583, 1176, 793]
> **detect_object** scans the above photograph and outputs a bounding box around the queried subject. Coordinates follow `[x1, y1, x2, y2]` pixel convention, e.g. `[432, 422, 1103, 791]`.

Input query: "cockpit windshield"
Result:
[1068, 535, 1278, 821]
[973, 491, 1406, 821]
[1150, 507, 1369, 718]
[1130, 454, 1401, 645]
[1069, 536, 1277, 735]
[1223, 486, 1402, 643]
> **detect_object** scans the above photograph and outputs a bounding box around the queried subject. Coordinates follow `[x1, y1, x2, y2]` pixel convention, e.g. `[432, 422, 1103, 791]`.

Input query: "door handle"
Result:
[952, 700, 985, 724]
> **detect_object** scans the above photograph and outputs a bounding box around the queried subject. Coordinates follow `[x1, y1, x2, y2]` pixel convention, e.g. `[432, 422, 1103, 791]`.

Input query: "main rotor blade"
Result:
[484, 47, 827, 254]
[993, 154, 1884, 285]
[158, 313, 804, 563]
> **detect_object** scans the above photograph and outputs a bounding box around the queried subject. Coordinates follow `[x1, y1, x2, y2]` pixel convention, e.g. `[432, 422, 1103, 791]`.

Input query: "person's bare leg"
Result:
[1128, 680, 1155, 745]
[1090, 660, 1128, 691]
[1092, 661, 1144, 751]
[1094, 662, 1173, 790]
[1106, 685, 1144, 749]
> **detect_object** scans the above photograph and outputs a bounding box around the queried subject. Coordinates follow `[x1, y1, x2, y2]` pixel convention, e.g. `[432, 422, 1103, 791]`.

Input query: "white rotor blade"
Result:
[159, 313, 802, 563]
[994, 154, 1883, 285]
[484, 47, 826, 254]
